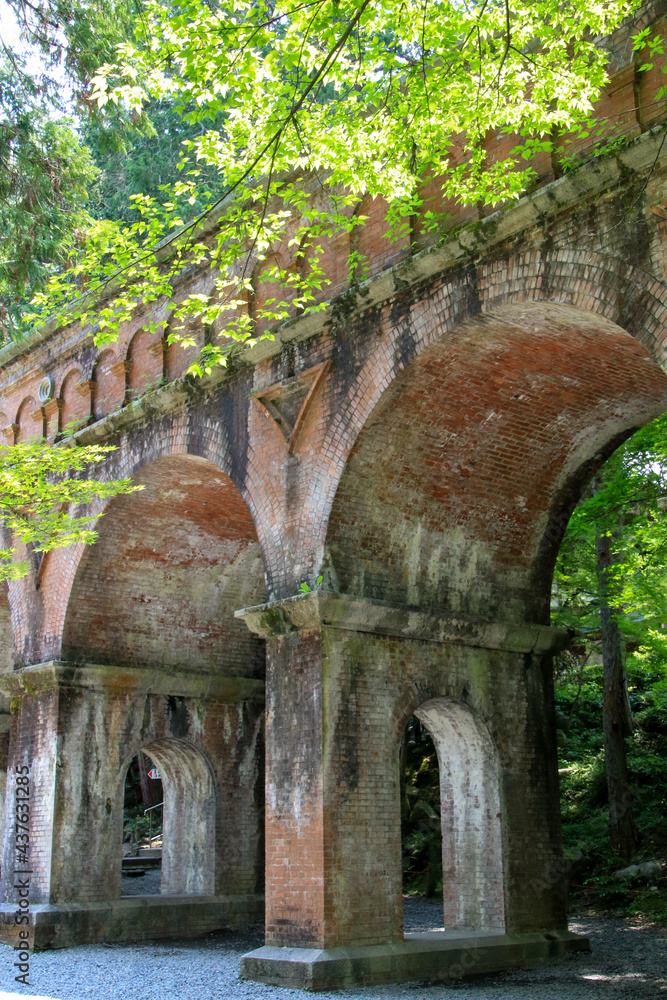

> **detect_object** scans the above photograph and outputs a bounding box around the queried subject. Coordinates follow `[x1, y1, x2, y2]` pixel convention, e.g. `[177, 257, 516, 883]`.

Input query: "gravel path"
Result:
[0, 903, 664, 1000]
[120, 869, 161, 897]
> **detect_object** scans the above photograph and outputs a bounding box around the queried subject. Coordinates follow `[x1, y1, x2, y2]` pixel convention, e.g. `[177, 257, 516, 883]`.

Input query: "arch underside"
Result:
[140, 738, 216, 896]
[324, 302, 667, 625]
[415, 698, 505, 933]
[62, 454, 265, 676]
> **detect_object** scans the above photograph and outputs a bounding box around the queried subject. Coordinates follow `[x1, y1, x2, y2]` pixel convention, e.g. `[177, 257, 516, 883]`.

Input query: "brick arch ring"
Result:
[292, 247, 667, 590]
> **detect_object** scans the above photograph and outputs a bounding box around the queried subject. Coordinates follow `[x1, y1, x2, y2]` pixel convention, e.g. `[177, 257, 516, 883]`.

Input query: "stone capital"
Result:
[235, 592, 571, 655]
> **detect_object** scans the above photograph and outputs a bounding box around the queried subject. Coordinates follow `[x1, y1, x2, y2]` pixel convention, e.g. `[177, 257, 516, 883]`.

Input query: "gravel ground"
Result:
[120, 869, 161, 897]
[0, 901, 664, 1000]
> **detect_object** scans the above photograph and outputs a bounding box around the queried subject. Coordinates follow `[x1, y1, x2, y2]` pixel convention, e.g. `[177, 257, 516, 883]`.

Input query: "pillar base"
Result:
[0, 893, 264, 950]
[240, 929, 590, 991]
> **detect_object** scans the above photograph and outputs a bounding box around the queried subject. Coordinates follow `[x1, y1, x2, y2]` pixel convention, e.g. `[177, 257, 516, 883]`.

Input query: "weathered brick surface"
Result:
[260, 622, 565, 948]
[0, 669, 264, 908]
[62, 454, 265, 675]
[2, 6, 667, 956]
[324, 304, 667, 626]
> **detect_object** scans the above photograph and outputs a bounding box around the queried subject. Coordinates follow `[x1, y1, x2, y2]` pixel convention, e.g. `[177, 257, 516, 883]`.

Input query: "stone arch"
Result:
[118, 738, 216, 896]
[322, 301, 667, 623]
[282, 246, 667, 600]
[61, 452, 266, 674]
[413, 698, 505, 932]
[477, 249, 667, 368]
[6, 402, 274, 667]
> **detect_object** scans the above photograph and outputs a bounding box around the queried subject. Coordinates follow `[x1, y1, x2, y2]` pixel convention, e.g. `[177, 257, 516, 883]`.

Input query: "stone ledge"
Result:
[0, 661, 265, 702]
[0, 893, 264, 950]
[235, 592, 571, 655]
[240, 929, 590, 990]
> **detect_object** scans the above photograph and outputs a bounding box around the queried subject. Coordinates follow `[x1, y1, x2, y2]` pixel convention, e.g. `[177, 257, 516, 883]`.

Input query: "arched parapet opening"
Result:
[119, 738, 216, 897]
[93, 350, 125, 420]
[15, 396, 40, 444]
[126, 327, 166, 402]
[58, 368, 92, 436]
[413, 698, 504, 933]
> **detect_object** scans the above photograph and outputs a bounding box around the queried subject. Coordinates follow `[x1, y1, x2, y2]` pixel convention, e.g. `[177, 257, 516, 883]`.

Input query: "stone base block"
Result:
[0, 893, 264, 950]
[240, 928, 590, 991]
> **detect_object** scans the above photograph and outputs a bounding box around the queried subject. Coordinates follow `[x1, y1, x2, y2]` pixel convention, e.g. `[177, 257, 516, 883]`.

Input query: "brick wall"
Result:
[0, 3, 667, 953]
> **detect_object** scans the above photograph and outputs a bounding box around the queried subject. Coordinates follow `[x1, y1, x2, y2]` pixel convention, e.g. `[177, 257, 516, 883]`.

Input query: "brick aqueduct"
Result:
[2, 9, 667, 989]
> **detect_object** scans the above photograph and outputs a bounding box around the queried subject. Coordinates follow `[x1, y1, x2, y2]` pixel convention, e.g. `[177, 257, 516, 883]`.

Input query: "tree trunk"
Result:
[137, 753, 159, 810]
[595, 529, 640, 860]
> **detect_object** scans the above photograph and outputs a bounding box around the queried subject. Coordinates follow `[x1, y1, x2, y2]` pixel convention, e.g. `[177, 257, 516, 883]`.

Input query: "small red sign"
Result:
[147, 768, 161, 780]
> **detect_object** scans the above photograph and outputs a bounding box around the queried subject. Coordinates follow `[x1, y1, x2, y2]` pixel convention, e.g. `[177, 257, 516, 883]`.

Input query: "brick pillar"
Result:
[0, 686, 58, 906]
[239, 592, 570, 951]
[263, 628, 328, 946]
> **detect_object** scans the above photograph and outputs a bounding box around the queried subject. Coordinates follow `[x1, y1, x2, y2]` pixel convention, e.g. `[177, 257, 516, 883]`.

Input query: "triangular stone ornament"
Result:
[254, 361, 331, 454]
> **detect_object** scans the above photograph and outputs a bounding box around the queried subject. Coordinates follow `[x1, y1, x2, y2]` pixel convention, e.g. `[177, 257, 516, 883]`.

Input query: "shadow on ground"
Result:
[0, 902, 664, 999]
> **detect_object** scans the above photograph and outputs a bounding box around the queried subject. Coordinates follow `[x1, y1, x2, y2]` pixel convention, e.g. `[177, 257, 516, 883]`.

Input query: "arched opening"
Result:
[400, 715, 443, 932]
[52, 453, 266, 921]
[410, 699, 504, 934]
[62, 453, 265, 674]
[319, 302, 667, 942]
[121, 751, 163, 896]
[119, 739, 216, 898]
[324, 303, 667, 625]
